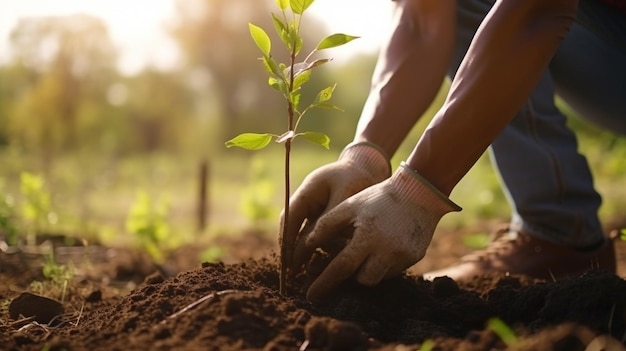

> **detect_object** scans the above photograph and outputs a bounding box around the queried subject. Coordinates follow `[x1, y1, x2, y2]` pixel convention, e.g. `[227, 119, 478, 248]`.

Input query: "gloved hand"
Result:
[304, 161, 461, 302]
[283, 141, 391, 273]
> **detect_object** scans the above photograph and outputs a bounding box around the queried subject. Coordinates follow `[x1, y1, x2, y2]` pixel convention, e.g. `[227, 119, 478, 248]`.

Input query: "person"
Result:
[284, 0, 626, 302]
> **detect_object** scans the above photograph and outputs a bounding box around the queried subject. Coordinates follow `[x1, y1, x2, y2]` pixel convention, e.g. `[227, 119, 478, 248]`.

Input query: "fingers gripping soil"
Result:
[306, 238, 371, 302]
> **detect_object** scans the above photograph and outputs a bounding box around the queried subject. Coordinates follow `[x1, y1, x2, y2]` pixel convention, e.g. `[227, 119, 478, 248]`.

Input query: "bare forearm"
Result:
[354, 0, 456, 159]
[408, 0, 578, 195]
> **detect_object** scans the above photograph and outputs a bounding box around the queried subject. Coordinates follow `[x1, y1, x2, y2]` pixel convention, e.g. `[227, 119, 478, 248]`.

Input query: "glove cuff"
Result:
[339, 141, 392, 181]
[390, 162, 462, 217]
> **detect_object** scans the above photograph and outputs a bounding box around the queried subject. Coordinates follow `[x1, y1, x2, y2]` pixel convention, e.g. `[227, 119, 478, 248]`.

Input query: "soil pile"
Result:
[2, 250, 626, 351]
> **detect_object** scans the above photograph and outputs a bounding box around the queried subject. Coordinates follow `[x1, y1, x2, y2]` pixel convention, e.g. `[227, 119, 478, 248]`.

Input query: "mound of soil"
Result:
[1, 228, 626, 351]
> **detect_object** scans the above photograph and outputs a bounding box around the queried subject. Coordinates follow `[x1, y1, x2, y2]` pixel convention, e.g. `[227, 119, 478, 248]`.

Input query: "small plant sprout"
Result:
[225, 0, 358, 294]
[487, 317, 518, 347]
[42, 250, 74, 303]
[0, 193, 18, 246]
[125, 190, 171, 265]
[20, 172, 56, 246]
[240, 158, 277, 228]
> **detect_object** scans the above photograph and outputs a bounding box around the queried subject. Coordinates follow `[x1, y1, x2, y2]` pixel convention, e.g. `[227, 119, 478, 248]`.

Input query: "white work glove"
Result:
[304, 161, 461, 301]
[283, 141, 391, 272]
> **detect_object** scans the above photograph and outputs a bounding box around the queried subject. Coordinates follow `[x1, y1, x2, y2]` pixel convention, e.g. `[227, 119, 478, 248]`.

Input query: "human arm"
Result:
[304, 0, 579, 301]
[408, 0, 579, 195]
[353, 0, 457, 158]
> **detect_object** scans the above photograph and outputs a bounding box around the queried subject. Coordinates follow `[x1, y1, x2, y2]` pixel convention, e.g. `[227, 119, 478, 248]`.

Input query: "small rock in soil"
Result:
[8, 292, 64, 324]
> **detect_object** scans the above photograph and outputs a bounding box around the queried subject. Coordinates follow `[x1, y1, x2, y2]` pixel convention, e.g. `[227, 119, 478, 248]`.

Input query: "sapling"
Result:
[225, 0, 357, 294]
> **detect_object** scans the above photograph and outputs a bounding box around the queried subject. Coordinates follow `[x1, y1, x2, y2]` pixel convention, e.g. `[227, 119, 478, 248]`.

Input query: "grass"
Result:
[0, 146, 337, 246]
[0, 115, 624, 253]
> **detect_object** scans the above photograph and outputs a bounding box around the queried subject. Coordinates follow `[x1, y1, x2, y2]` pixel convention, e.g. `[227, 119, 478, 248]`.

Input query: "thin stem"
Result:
[280, 140, 290, 295]
[279, 30, 299, 295]
[293, 107, 311, 132]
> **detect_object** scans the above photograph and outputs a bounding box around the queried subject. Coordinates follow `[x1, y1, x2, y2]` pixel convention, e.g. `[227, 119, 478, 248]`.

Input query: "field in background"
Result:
[1, 124, 624, 255]
[2, 83, 625, 256]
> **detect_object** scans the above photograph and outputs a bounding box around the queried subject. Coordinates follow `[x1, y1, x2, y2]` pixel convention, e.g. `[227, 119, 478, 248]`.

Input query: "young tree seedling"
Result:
[225, 0, 357, 294]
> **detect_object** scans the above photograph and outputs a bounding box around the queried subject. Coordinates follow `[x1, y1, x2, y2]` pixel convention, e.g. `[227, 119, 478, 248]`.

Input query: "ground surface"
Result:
[1, 222, 626, 351]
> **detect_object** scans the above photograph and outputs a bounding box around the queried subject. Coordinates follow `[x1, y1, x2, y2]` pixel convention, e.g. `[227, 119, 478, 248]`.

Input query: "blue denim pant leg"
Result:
[550, 1, 626, 133]
[453, 0, 626, 247]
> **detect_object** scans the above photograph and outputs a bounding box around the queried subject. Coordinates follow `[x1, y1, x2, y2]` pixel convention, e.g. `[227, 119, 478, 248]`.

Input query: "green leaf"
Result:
[225, 133, 273, 150]
[313, 101, 344, 112]
[272, 13, 294, 52]
[261, 56, 283, 78]
[300, 132, 330, 149]
[316, 33, 359, 50]
[268, 76, 287, 94]
[286, 22, 303, 55]
[290, 0, 315, 14]
[289, 89, 301, 110]
[314, 84, 336, 104]
[419, 340, 435, 351]
[271, 13, 287, 35]
[275, 0, 289, 10]
[292, 69, 311, 90]
[249, 23, 271, 56]
[272, 13, 289, 46]
[487, 318, 518, 347]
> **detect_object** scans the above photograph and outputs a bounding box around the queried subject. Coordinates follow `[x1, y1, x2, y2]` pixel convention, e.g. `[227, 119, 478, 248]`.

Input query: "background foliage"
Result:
[0, 0, 624, 248]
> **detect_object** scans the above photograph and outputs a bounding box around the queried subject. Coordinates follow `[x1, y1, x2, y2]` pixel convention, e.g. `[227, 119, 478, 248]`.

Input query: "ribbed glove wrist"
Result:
[390, 162, 462, 217]
[338, 141, 391, 181]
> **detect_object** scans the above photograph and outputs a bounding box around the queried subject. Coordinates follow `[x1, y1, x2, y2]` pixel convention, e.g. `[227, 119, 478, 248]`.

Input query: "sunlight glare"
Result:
[0, 0, 391, 73]
[0, 0, 178, 74]
[309, 0, 392, 59]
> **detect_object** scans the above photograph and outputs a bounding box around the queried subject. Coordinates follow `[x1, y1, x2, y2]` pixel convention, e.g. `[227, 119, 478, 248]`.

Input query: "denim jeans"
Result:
[451, 0, 626, 247]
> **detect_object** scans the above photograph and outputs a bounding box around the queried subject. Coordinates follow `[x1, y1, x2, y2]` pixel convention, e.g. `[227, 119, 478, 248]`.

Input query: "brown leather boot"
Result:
[424, 227, 617, 282]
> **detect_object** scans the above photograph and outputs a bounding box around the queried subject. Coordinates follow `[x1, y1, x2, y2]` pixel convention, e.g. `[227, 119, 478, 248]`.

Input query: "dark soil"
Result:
[2, 224, 626, 351]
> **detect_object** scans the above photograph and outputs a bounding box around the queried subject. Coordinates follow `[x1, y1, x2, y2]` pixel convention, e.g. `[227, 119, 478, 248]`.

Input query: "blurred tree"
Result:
[0, 65, 34, 146]
[170, 0, 329, 140]
[5, 14, 117, 160]
[124, 69, 194, 153]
